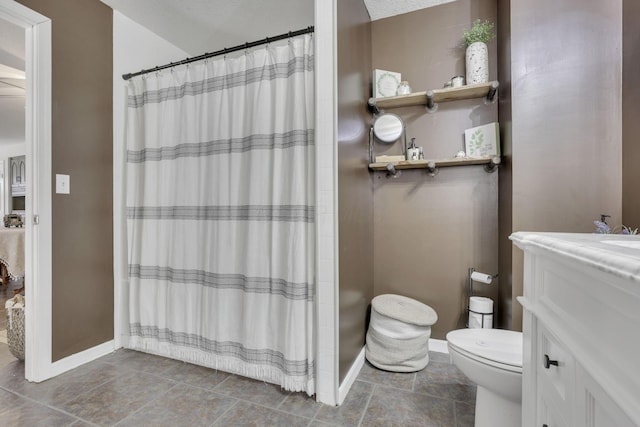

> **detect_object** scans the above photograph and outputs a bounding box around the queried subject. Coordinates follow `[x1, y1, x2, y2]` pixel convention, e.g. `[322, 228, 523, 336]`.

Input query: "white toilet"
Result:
[446, 328, 523, 427]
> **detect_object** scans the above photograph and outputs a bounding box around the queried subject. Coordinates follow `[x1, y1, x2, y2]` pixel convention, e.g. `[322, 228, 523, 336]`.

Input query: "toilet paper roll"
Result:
[469, 297, 493, 329]
[470, 271, 493, 284]
[469, 312, 493, 329]
[469, 296, 493, 313]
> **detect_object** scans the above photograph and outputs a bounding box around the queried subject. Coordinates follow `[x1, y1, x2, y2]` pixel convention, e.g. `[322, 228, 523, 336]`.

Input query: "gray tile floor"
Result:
[0, 344, 475, 426]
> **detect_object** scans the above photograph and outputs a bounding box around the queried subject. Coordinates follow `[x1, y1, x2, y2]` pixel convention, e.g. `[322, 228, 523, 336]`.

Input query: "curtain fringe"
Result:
[128, 337, 315, 395]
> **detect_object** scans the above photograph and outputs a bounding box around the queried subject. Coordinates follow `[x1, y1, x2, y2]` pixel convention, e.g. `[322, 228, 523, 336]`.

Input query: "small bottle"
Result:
[397, 81, 412, 96]
[408, 137, 418, 160]
[418, 147, 424, 160]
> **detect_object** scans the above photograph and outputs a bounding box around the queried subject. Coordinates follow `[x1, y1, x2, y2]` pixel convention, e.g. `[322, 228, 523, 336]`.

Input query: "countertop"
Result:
[510, 232, 640, 284]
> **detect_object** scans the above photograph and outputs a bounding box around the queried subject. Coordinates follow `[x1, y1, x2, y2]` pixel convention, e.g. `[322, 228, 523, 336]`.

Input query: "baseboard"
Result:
[338, 346, 365, 405]
[47, 340, 115, 379]
[429, 338, 449, 354]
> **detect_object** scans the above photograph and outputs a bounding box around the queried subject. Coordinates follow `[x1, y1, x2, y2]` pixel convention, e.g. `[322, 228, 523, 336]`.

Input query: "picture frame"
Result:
[464, 122, 500, 157]
[373, 69, 401, 98]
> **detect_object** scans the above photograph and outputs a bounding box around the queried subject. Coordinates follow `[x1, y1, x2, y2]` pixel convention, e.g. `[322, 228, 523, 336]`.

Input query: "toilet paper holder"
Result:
[466, 267, 498, 328]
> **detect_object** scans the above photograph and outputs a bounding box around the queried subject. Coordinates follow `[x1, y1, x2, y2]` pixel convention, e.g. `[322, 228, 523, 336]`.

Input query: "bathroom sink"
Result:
[602, 240, 640, 250]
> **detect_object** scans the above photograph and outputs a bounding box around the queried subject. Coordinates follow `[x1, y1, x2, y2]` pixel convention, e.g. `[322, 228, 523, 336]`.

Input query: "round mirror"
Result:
[373, 113, 404, 143]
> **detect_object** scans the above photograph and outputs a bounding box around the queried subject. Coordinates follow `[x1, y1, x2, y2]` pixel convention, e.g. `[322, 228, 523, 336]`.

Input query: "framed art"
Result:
[464, 122, 500, 157]
[373, 69, 401, 98]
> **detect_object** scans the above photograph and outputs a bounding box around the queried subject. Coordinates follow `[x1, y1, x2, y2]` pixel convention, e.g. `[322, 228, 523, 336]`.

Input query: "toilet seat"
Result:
[447, 329, 523, 373]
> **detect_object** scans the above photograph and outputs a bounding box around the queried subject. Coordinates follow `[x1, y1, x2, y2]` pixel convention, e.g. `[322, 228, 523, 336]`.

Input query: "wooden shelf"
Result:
[368, 81, 499, 112]
[368, 156, 500, 172]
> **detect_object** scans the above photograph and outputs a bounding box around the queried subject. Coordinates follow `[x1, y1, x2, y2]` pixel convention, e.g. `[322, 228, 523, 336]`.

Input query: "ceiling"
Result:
[364, 0, 456, 21]
[101, 0, 455, 55]
[101, 0, 315, 56]
[0, 18, 25, 146]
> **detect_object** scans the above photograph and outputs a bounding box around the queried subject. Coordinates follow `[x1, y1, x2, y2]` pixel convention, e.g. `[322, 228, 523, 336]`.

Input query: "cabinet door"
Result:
[9, 156, 26, 197]
[10, 159, 18, 186]
[575, 364, 635, 427]
[18, 158, 25, 185]
[536, 324, 574, 414]
[537, 390, 569, 427]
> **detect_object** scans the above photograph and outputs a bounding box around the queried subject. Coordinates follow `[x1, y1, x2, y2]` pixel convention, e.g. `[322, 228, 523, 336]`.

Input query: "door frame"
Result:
[0, 0, 52, 383]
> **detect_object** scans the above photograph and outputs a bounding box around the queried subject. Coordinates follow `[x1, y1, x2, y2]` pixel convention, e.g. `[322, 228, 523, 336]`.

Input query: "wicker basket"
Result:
[5, 295, 25, 360]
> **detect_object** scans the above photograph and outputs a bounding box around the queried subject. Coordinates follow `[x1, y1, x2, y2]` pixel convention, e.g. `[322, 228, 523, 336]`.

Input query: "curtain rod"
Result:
[122, 26, 314, 81]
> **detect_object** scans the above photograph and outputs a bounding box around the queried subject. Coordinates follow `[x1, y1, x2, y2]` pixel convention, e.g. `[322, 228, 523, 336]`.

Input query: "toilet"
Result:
[446, 328, 523, 427]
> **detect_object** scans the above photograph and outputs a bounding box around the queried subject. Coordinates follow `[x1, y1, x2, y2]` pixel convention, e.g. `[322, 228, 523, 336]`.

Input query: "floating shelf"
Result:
[369, 156, 500, 175]
[368, 81, 499, 113]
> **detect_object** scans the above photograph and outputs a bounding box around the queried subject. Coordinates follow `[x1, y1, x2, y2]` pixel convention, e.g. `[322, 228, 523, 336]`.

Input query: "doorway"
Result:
[0, 0, 52, 383]
[0, 14, 26, 362]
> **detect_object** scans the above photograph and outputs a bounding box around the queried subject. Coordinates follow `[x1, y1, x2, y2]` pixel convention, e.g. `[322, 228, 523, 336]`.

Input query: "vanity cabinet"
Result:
[511, 232, 640, 427]
[9, 155, 26, 197]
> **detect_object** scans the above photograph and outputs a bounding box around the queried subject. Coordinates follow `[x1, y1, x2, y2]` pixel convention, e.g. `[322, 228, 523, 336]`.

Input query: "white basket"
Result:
[5, 295, 25, 360]
[365, 294, 438, 372]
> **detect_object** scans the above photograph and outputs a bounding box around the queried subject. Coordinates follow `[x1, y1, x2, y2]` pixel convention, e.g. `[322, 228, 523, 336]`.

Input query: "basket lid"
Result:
[371, 294, 437, 326]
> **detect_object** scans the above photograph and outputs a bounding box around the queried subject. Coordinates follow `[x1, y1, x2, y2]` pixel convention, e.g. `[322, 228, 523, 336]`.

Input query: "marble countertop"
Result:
[510, 232, 640, 284]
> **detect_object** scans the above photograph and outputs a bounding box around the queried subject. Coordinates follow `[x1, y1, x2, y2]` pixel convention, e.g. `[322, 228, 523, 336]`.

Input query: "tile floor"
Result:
[0, 344, 475, 426]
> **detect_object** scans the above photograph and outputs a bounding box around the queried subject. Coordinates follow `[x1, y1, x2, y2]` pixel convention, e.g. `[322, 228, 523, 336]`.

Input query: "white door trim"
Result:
[0, 0, 52, 383]
[313, 0, 339, 406]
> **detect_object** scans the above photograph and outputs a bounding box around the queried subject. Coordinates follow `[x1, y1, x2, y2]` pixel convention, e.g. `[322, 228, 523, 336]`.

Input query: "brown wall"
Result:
[17, 0, 114, 361]
[622, 0, 640, 228]
[371, 0, 499, 339]
[508, 0, 622, 331]
[337, 0, 373, 382]
[497, 0, 512, 329]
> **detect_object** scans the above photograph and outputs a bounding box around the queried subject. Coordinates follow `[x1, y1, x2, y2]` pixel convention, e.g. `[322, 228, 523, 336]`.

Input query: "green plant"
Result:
[463, 19, 495, 46]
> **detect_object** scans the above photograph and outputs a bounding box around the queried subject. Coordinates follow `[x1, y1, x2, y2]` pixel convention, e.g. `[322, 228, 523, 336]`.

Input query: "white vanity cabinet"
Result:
[511, 233, 640, 427]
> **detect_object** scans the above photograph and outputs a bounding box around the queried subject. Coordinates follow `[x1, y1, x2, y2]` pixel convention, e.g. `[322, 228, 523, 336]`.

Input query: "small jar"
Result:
[451, 75, 465, 88]
[396, 81, 412, 96]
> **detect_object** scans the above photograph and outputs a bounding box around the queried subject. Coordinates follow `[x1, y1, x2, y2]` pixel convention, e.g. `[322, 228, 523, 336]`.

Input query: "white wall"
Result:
[112, 11, 189, 348]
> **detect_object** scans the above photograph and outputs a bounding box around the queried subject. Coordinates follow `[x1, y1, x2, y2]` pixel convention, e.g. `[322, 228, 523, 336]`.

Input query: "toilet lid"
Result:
[446, 329, 523, 370]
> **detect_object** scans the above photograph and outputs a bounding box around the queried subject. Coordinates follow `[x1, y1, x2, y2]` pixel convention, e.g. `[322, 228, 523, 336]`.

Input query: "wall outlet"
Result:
[55, 174, 70, 194]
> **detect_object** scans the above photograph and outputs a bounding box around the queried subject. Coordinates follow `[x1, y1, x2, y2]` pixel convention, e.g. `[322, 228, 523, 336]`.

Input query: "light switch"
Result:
[55, 174, 70, 194]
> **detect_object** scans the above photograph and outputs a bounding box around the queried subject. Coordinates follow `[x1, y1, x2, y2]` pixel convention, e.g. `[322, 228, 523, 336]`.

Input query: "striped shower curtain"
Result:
[124, 35, 315, 393]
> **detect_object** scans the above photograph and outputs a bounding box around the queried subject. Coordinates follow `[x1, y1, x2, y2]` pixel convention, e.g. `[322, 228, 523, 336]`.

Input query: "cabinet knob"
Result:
[543, 424, 549, 427]
[543, 354, 559, 369]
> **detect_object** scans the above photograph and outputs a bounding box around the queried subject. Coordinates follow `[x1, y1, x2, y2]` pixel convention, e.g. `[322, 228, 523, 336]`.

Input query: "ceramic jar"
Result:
[465, 41, 489, 84]
[396, 81, 411, 95]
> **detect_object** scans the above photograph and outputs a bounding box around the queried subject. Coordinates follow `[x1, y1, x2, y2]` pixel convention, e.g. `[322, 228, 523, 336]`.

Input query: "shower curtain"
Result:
[125, 34, 315, 394]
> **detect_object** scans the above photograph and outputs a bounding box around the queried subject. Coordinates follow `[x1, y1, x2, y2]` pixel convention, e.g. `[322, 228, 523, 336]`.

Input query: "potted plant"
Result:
[463, 19, 495, 85]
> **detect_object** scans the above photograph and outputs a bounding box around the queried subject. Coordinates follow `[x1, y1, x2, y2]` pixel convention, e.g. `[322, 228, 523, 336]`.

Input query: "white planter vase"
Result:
[465, 41, 489, 85]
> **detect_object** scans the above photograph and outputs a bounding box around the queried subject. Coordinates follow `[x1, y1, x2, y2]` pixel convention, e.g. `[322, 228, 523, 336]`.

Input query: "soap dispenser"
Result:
[408, 137, 419, 160]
